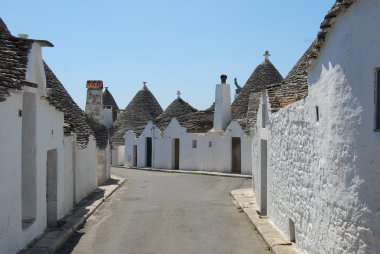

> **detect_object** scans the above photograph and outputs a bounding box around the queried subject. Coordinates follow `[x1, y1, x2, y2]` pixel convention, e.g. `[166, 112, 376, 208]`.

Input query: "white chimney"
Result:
[213, 74, 231, 131]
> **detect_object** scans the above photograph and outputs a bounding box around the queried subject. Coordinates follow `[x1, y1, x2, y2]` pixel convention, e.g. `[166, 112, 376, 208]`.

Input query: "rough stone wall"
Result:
[85, 88, 103, 124]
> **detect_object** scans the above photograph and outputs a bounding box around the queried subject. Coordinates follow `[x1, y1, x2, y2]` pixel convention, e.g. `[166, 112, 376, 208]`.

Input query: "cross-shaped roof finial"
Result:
[264, 51, 271, 60]
[177, 90, 181, 98]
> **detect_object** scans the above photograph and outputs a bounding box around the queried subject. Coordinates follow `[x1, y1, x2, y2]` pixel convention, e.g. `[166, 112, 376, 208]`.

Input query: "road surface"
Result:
[57, 167, 269, 254]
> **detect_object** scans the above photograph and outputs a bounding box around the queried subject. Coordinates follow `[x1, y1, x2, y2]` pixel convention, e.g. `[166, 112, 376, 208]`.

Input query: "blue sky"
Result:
[2, 0, 335, 110]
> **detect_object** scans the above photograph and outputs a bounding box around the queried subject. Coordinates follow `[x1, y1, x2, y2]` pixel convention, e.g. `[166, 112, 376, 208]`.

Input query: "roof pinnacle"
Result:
[264, 51, 271, 60]
[177, 90, 181, 98]
[142, 81, 147, 90]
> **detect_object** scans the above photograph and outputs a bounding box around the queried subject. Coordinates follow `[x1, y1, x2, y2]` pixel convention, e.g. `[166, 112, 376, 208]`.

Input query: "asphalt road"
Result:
[57, 167, 270, 254]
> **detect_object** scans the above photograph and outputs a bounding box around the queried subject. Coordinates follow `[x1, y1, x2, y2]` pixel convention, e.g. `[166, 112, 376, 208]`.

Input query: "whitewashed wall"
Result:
[111, 145, 125, 166]
[97, 143, 111, 185]
[253, 1, 380, 253]
[0, 89, 65, 254]
[63, 135, 75, 215]
[102, 107, 113, 128]
[124, 119, 252, 174]
[0, 93, 24, 254]
[75, 137, 97, 202]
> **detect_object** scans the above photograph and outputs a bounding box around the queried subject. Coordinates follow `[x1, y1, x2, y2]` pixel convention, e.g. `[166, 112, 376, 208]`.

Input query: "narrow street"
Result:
[57, 168, 269, 254]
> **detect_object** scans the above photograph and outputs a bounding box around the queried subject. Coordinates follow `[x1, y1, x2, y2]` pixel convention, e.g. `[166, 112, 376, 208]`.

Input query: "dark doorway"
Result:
[146, 137, 152, 167]
[231, 137, 241, 173]
[47, 149, 58, 228]
[173, 138, 180, 169]
[260, 140, 268, 216]
[133, 145, 137, 167]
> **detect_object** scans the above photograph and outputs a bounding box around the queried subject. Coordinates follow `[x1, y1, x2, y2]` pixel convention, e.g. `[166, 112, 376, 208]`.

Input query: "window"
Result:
[192, 140, 197, 148]
[376, 70, 380, 130]
[316, 106, 319, 122]
[209, 141, 212, 148]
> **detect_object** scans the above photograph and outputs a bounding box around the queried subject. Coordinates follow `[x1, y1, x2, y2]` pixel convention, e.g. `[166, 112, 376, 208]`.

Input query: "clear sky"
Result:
[2, 0, 335, 110]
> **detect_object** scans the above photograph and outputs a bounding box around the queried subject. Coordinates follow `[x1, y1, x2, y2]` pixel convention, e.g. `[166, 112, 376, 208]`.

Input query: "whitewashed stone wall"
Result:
[253, 1, 380, 253]
[111, 145, 125, 166]
[63, 135, 75, 215]
[102, 107, 113, 128]
[0, 89, 66, 254]
[0, 93, 24, 254]
[97, 144, 111, 185]
[124, 119, 252, 174]
[75, 137, 97, 202]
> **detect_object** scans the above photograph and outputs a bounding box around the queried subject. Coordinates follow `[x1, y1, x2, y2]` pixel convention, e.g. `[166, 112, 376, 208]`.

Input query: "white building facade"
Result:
[252, 1, 380, 253]
[0, 20, 107, 253]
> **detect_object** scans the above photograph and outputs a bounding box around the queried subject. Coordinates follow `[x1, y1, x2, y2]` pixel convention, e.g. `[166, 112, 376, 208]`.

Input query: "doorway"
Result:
[172, 138, 180, 169]
[260, 140, 268, 216]
[46, 149, 58, 228]
[146, 137, 152, 167]
[133, 145, 137, 167]
[231, 137, 241, 173]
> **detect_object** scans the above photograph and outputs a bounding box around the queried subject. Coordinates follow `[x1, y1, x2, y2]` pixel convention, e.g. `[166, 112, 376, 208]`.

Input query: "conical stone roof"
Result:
[111, 85, 163, 145]
[231, 58, 283, 121]
[155, 96, 197, 130]
[103, 87, 119, 125]
[103, 87, 119, 110]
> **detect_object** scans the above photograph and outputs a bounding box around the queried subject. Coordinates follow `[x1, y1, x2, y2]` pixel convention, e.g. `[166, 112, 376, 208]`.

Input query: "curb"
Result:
[113, 166, 252, 179]
[20, 175, 126, 254]
[231, 189, 300, 254]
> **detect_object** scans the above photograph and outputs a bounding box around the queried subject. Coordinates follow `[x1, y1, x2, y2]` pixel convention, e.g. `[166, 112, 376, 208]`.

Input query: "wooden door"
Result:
[146, 137, 152, 167]
[231, 137, 241, 173]
[174, 139, 180, 169]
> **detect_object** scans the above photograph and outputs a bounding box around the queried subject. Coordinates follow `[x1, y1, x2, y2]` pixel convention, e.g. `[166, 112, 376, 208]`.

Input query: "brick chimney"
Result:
[85, 80, 104, 124]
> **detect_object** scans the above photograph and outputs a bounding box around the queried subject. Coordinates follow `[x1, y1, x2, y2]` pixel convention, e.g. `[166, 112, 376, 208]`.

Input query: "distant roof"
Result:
[111, 84, 163, 145]
[175, 103, 214, 133]
[231, 58, 283, 121]
[103, 87, 119, 110]
[267, 0, 356, 113]
[155, 97, 197, 131]
[44, 63, 95, 148]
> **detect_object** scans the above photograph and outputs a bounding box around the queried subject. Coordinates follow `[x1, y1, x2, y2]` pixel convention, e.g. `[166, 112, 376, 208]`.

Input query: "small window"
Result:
[192, 140, 197, 148]
[209, 141, 212, 148]
[316, 106, 319, 122]
[376, 70, 380, 130]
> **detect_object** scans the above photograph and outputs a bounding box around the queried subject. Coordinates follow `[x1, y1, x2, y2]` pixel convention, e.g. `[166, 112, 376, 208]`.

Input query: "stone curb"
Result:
[19, 175, 126, 254]
[114, 166, 252, 179]
[231, 189, 300, 254]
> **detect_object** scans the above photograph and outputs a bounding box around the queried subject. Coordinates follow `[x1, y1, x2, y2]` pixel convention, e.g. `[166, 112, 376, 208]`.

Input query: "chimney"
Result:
[213, 74, 231, 131]
[85, 80, 104, 124]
